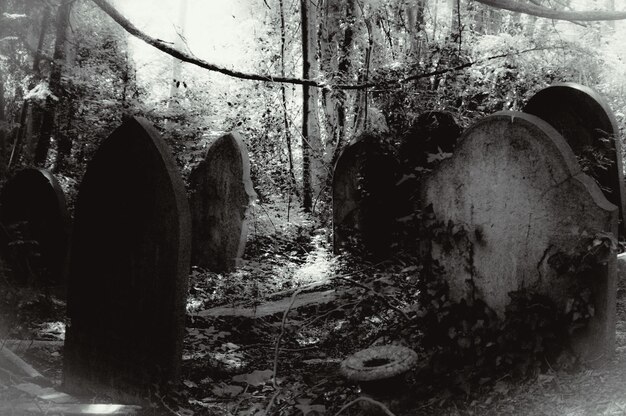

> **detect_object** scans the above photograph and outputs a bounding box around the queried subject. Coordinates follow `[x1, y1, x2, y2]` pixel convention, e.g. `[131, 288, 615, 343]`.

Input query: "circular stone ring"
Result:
[340, 345, 418, 382]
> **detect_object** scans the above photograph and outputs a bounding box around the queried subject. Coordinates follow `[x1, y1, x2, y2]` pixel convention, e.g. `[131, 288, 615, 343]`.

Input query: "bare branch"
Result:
[475, 0, 626, 21]
[90, 0, 323, 87]
[90, 0, 589, 91]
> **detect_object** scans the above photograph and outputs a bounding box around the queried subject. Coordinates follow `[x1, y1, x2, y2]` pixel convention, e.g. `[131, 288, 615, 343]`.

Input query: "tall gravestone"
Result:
[189, 132, 255, 272]
[524, 83, 626, 236]
[420, 112, 617, 362]
[63, 117, 191, 398]
[332, 133, 400, 259]
[0, 168, 70, 285]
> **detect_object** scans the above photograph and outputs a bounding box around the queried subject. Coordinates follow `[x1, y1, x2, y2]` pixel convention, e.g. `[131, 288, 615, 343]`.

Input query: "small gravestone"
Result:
[63, 117, 191, 398]
[189, 132, 255, 272]
[396, 111, 462, 225]
[420, 112, 617, 362]
[332, 133, 400, 259]
[398, 111, 461, 171]
[524, 83, 626, 236]
[0, 168, 70, 285]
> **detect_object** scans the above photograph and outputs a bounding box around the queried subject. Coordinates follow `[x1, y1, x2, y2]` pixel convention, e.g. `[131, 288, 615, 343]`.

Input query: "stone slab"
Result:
[196, 289, 336, 318]
[420, 111, 618, 362]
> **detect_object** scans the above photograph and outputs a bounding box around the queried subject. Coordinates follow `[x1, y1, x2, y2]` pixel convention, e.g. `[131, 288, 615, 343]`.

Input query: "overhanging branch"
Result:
[90, 0, 324, 87]
[90, 0, 600, 91]
[474, 0, 626, 21]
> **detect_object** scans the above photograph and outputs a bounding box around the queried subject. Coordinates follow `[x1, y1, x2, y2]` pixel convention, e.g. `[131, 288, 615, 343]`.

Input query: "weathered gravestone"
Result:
[524, 83, 626, 237]
[420, 112, 617, 362]
[63, 117, 191, 398]
[189, 132, 255, 272]
[333, 133, 400, 259]
[0, 168, 70, 285]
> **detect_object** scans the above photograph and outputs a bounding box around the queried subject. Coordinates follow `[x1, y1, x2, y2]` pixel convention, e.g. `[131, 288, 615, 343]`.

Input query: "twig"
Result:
[334, 396, 397, 416]
[272, 288, 302, 388]
[334, 275, 411, 322]
[263, 289, 303, 416]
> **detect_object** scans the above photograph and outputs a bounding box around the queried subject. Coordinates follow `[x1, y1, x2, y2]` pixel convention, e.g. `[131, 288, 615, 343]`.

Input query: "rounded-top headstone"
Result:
[420, 111, 617, 361]
[524, 82, 626, 236]
[332, 133, 400, 259]
[0, 168, 70, 285]
[63, 117, 191, 398]
[189, 132, 255, 272]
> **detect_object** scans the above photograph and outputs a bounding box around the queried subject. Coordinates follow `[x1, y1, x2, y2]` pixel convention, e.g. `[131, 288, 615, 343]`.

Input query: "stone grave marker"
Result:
[398, 110, 461, 170]
[332, 133, 400, 259]
[0, 168, 70, 285]
[189, 132, 255, 272]
[420, 111, 617, 361]
[524, 82, 626, 236]
[63, 117, 191, 398]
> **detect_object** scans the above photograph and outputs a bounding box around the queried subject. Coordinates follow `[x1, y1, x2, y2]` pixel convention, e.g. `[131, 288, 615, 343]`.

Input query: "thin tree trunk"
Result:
[35, 0, 72, 166]
[168, 0, 188, 117]
[0, 77, 7, 177]
[10, 5, 52, 168]
[302, 0, 312, 211]
[279, 0, 298, 200]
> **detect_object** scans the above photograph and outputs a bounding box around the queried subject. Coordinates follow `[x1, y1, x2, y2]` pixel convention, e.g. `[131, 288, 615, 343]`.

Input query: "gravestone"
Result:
[398, 110, 461, 170]
[63, 117, 191, 398]
[396, 111, 462, 225]
[0, 168, 70, 285]
[189, 132, 255, 272]
[524, 83, 626, 236]
[420, 111, 617, 362]
[332, 133, 400, 259]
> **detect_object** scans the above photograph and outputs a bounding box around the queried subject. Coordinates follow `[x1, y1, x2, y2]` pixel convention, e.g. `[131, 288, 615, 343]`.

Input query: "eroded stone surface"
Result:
[525, 83, 626, 236]
[189, 132, 255, 272]
[332, 133, 400, 259]
[0, 168, 70, 285]
[64, 117, 191, 398]
[420, 111, 617, 361]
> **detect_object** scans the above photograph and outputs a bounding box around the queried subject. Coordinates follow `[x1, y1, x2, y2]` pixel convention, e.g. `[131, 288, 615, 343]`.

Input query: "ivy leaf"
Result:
[211, 383, 243, 397]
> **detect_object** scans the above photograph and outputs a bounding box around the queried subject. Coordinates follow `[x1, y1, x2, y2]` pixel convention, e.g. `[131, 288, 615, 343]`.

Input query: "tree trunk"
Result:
[168, 0, 188, 116]
[319, 0, 342, 166]
[301, 0, 322, 212]
[450, 0, 461, 41]
[34, 0, 72, 167]
[10, 5, 51, 168]
[279, 0, 298, 200]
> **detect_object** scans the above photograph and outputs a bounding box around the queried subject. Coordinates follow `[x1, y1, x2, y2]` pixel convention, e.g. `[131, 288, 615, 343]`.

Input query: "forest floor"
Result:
[2, 205, 626, 415]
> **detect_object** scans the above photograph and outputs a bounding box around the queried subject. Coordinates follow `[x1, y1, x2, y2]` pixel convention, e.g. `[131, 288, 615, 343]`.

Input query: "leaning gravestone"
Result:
[420, 112, 617, 362]
[0, 168, 70, 285]
[333, 133, 400, 259]
[189, 132, 255, 272]
[63, 117, 191, 398]
[524, 82, 626, 237]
